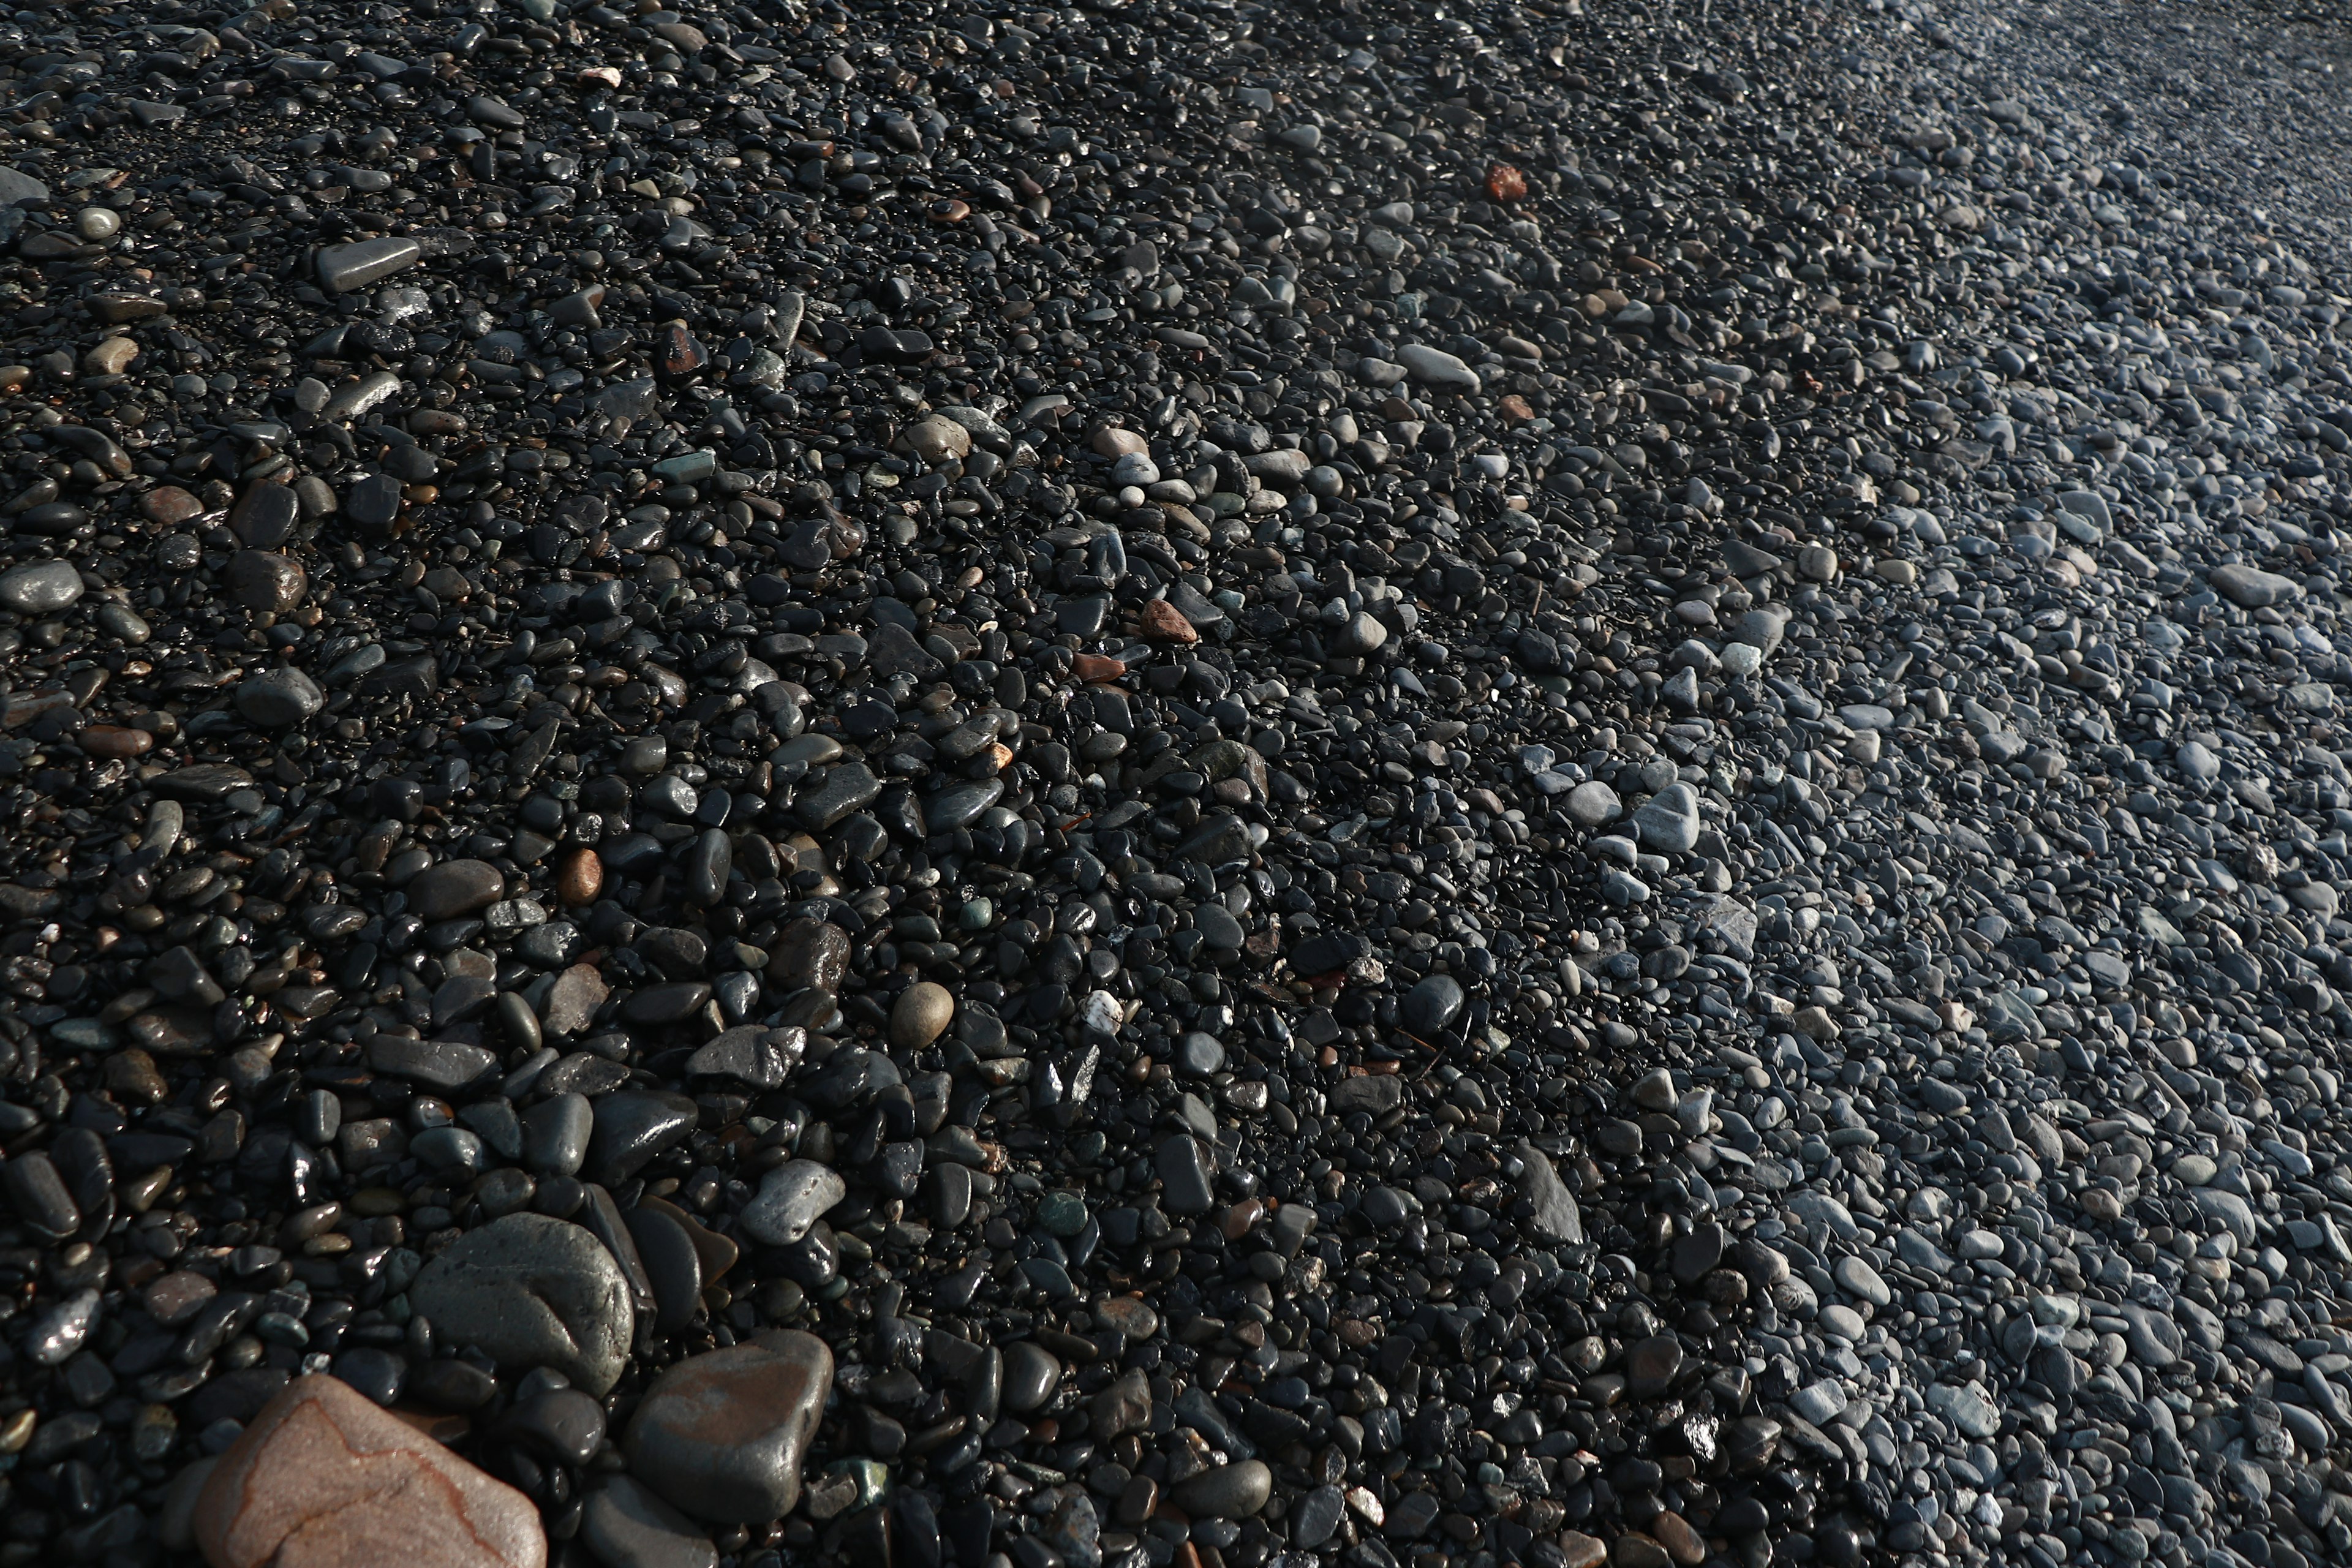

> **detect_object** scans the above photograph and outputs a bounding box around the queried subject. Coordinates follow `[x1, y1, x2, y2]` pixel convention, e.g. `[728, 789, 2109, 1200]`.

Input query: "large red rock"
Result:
[193, 1374, 545, 1568]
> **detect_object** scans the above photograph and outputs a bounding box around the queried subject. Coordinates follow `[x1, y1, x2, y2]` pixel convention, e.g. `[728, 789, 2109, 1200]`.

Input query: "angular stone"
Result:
[739, 1160, 845, 1246]
[766, 918, 851, 993]
[192, 1374, 543, 1568]
[683, 1026, 804, 1089]
[1517, 1141, 1583, 1244]
[1632, 783, 1702, 853]
[236, 668, 325, 728]
[227, 551, 309, 614]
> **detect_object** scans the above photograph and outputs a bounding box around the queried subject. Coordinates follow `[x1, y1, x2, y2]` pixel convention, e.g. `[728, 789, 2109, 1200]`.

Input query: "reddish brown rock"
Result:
[141, 485, 205, 526]
[82, 725, 154, 759]
[555, 847, 603, 906]
[193, 1374, 543, 1568]
[1137, 600, 1198, 645]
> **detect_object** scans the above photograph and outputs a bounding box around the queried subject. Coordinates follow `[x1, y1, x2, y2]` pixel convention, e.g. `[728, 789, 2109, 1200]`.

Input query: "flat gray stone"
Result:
[410, 1213, 634, 1394]
[0, 165, 48, 205]
[2208, 563, 2301, 608]
[1397, 343, 1481, 392]
[1565, 780, 1621, 826]
[318, 236, 422, 292]
[0, 560, 83, 615]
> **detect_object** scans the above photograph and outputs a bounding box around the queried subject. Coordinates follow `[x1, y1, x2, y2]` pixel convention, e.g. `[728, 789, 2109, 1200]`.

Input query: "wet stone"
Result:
[407, 860, 505, 921]
[318, 236, 422, 293]
[410, 1213, 633, 1394]
[623, 1331, 833, 1521]
[235, 668, 325, 728]
[1172, 1460, 1273, 1519]
[226, 551, 309, 614]
[0, 1, 2334, 1562]
[581, 1476, 715, 1568]
[739, 1160, 846, 1247]
[0, 559, 83, 614]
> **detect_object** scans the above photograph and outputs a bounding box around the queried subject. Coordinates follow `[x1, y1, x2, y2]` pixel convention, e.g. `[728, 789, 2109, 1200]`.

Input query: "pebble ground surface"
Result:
[3, 2, 2352, 1568]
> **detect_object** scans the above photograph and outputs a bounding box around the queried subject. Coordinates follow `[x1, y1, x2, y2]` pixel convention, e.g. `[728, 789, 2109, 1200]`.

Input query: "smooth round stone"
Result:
[623, 1332, 834, 1522]
[1401, 974, 1465, 1035]
[1003, 1342, 1063, 1414]
[621, 981, 712, 1024]
[233, 667, 325, 727]
[1819, 1305, 1869, 1342]
[407, 859, 505, 921]
[1170, 1460, 1273, 1519]
[1174, 1031, 1226, 1076]
[1195, 904, 1245, 950]
[332, 1347, 408, 1407]
[927, 778, 1005, 831]
[496, 1387, 608, 1467]
[521, 1093, 592, 1177]
[1833, 1255, 1893, 1308]
[581, 1475, 717, 1568]
[890, 981, 955, 1048]
[0, 559, 83, 614]
[77, 206, 122, 241]
[475, 1167, 537, 1219]
[409, 1213, 633, 1394]
[1035, 1190, 1088, 1237]
[411, 1359, 499, 1413]
[929, 1163, 973, 1227]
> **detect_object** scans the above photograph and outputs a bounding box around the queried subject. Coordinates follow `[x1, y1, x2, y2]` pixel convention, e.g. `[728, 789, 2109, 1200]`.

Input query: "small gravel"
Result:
[4, 2, 2352, 1568]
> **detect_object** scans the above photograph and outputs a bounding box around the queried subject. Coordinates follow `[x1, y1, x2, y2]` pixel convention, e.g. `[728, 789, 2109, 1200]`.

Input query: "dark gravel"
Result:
[5, 2, 2352, 1568]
